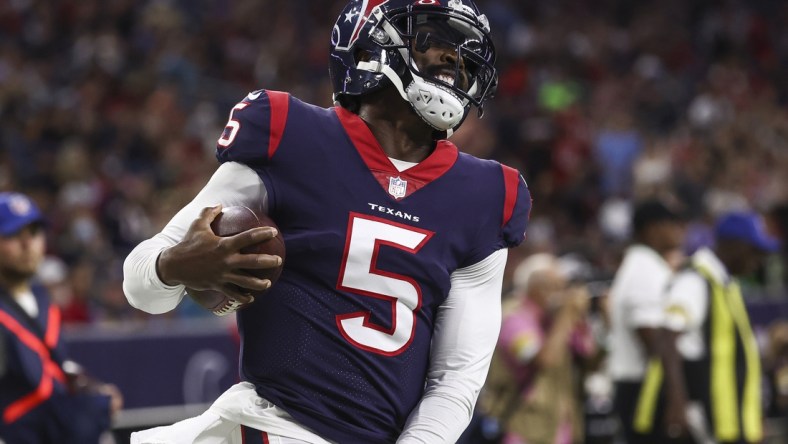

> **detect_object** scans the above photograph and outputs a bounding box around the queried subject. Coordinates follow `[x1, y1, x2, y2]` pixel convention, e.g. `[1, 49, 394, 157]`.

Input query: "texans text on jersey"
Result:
[368, 203, 421, 223]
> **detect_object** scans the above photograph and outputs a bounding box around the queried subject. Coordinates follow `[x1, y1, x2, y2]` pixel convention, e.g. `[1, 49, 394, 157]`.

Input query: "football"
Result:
[187, 206, 285, 316]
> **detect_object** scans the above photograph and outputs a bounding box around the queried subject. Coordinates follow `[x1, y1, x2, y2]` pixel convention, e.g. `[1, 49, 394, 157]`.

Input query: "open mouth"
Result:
[436, 73, 455, 85]
[429, 67, 468, 91]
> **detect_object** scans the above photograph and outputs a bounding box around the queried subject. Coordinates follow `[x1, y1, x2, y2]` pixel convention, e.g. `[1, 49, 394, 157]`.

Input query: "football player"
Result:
[123, 0, 531, 443]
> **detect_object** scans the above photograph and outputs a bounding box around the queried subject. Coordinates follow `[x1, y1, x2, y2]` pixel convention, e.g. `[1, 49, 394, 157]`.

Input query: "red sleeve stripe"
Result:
[501, 165, 520, 227]
[240, 425, 270, 444]
[267, 90, 290, 158]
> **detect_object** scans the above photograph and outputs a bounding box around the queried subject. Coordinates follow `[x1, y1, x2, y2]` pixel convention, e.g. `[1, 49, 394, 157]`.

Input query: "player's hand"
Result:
[156, 205, 280, 298]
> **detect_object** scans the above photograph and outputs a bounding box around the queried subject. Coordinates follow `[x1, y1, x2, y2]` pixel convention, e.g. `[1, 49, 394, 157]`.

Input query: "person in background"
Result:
[766, 202, 788, 436]
[663, 211, 781, 444]
[481, 253, 594, 444]
[607, 198, 690, 443]
[0, 192, 122, 443]
[764, 320, 788, 434]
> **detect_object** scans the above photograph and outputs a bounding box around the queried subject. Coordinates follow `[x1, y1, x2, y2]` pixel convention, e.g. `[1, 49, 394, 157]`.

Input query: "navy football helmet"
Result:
[329, 0, 498, 135]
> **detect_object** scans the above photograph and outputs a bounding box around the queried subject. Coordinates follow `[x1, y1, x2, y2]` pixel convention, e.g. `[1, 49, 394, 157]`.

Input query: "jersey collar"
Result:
[334, 106, 458, 200]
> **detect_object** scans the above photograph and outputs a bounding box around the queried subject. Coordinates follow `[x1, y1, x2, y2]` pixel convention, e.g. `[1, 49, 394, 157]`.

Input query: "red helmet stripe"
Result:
[349, 0, 390, 47]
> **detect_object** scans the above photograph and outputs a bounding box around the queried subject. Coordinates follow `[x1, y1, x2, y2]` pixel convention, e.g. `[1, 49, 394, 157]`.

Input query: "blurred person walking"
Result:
[608, 198, 690, 443]
[480, 253, 595, 444]
[662, 211, 780, 444]
[0, 192, 122, 443]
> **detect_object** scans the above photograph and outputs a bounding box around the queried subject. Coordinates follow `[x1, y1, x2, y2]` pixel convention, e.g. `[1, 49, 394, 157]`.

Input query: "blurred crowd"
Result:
[1, 0, 787, 324]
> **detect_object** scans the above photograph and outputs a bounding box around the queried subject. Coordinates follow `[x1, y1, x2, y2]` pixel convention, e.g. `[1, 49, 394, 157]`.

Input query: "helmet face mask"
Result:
[330, 0, 498, 134]
[392, 8, 497, 103]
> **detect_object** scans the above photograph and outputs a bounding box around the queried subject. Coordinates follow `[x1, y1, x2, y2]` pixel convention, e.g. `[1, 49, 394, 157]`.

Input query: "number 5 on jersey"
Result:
[217, 102, 249, 147]
[337, 213, 434, 356]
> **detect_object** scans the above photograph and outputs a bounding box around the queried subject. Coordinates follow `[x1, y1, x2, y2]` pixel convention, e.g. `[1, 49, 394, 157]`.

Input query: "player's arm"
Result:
[635, 325, 688, 407]
[654, 325, 691, 439]
[661, 271, 709, 418]
[631, 277, 694, 439]
[397, 248, 507, 444]
[122, 162, 274, 314]
[632, 326, 689, 439]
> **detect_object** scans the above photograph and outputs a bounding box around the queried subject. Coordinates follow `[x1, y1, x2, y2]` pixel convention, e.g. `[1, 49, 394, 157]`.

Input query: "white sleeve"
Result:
[627, 294, 665, 329]
[663, 271, 708, 332]
[397, 248, 507, 444]
[122, 162, 267, 314]
[623, 258, 670, 329]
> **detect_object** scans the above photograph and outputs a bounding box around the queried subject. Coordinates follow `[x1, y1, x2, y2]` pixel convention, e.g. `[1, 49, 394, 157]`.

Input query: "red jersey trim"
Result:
[267, 91, 290, 158]
[334, 106, 458, 200]
[501, 165, 520, 227]
[240, 425, 270, 444]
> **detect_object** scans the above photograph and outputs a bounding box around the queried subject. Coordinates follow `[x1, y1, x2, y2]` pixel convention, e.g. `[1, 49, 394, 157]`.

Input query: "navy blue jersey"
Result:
[215, 90, 531, 443]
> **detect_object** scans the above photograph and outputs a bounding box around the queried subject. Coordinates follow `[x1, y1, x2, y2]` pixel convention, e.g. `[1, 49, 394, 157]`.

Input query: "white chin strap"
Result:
[404, 76, 465, 134]
[358, 58, 465, 136]
[356, 15, 470, 136]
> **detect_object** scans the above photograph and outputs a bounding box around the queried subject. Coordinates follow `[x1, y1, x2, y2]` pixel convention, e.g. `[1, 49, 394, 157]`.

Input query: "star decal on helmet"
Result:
[345, 9, 359, 23]
[346, 0, 390, 49]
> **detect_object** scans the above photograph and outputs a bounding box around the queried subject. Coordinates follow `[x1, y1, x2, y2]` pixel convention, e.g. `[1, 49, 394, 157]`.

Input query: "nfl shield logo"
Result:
[388, 176, 408, 199]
